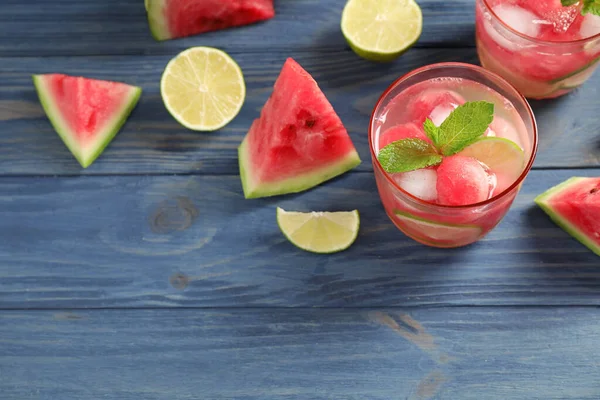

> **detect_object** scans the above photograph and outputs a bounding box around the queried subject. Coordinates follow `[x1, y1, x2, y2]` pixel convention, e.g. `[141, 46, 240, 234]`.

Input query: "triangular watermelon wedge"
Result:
[238, 58, 361, 199]
[535, 177, 600, 257]
[32, 74, 142, 168]
[145, 0, 275, 41]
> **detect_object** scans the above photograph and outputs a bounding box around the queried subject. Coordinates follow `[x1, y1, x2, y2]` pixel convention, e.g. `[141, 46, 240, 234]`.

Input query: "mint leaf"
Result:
[377, 139, 443, 173]
[423, 118, 440, 146]
[436, 101, 494, 156]
[583, 0, 600, 15]
[563, 0, 600, 15]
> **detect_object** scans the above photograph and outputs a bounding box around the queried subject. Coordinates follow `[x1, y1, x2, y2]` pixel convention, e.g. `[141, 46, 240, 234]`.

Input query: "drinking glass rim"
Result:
[481, 0, 600, 46]
[368, 62, 539, 210]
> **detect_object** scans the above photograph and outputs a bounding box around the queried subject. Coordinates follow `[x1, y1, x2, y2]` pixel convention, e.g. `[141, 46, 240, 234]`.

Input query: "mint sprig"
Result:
[430, 101, 494, 156]
[377, 101, 494, 174]
[562, 0, 600, 16]
[377, 138, 442, 173]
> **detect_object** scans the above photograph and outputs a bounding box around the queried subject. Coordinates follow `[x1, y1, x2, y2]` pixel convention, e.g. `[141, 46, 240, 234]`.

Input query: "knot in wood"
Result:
[149, 196, 199, 234]
[169, 272, 189, 290]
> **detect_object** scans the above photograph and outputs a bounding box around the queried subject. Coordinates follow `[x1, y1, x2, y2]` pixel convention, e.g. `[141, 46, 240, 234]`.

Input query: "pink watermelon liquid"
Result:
[369, 63, 538, 248]
[476, 0, 600, 99]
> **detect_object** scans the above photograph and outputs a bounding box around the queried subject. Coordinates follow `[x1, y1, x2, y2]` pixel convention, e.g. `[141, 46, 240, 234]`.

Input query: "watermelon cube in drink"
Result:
[369, 63, 538, 248]
[475, 0, 600, 99]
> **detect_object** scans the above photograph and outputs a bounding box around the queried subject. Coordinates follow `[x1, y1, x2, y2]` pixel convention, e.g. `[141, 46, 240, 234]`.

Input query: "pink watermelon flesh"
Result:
[519, 0, 581, 35]
[238, 57, 361, 199]
[32, 74, 142, 168]
[535, 177, 600, 256]
[436, 155, 492, 206]
[379, 123, 431, 149]
[146, 0, 275, 41]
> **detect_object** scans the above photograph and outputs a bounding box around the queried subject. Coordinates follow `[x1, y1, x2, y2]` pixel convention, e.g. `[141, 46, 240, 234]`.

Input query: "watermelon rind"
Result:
[534, 177, 600, 257]
[238, 137, 361, 199]
[145, 0, 171, 41]
[32, 75, 142, 169]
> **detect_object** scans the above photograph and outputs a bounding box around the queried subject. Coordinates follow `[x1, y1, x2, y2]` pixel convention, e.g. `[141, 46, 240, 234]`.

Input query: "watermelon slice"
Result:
[145, 0, 275, 41]
[238, 58, 361, 199]
[535, 177, 600, 257]
[32, 74, 142, 168]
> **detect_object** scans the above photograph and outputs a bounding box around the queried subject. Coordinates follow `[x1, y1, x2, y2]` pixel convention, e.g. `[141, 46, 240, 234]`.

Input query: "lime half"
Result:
[341, 0, 423, 62]
[458, 137, 525, 182]
[160, 46, 246, 131]
[276, 207, 360, 254]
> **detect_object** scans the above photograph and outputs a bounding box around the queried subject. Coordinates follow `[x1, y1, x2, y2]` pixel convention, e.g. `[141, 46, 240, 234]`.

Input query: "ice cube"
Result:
[485, 4, 541, 51]
[436, 156, 491, 206]
[379, 123, 431, 150]
[495, 4, 542, 36]
[580, 14, 600, 39]
[393, 169, 438, 202]
[429, 104, 457, 127]
[407, 89, 465, 124]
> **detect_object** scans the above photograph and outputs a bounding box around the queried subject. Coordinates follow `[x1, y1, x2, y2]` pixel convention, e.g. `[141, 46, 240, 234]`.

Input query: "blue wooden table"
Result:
[1, 1, 599, 398]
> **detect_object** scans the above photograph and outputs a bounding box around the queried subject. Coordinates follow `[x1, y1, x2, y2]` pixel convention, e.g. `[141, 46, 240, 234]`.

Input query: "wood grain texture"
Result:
[0, 0, 477, 57]
[1, 51, 599, 176]
[1, 169, 599, 309]
[1, 308, 599, 400]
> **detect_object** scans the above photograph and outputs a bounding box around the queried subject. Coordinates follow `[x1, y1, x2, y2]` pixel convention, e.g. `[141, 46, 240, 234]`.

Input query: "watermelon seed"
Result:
[305, 119, 316, 128]
[591, 187, 598, 194]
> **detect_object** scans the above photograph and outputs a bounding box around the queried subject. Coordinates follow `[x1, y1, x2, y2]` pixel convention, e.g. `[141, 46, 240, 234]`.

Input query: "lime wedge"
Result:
[394, 210, 482, 244]
[160, 46, 246, 131]
[341, 0, 423, 62]
[458, 137, 525, 181]
[276, 207, 360, 254]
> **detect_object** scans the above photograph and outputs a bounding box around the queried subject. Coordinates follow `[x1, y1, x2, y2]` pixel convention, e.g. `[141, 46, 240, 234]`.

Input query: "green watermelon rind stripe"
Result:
[146, 0, 172, 41]
[238, 137, 362, 199]
[534, 177, 600, 257]
[32, 75, 142, 169]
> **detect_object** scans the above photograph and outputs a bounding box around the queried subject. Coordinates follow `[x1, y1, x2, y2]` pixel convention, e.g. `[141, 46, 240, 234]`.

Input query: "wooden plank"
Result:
[1, 169, 599, 309]
[1, 51, 599, 176]
[1, 308, 599, 399]
[0, 0, 476, 57]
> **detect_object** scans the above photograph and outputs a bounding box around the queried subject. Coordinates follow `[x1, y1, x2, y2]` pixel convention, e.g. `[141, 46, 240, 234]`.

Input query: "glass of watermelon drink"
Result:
[476, 0, 600, 99]
[369, 62, 538, 248]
